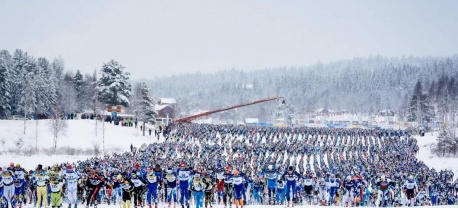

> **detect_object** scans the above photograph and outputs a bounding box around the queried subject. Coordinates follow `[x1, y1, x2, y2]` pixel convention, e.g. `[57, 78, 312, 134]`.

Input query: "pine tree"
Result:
[35, 58, 52, 115]
[20, 56, 37, 118]
[74, 70, 84, 112]
[134, 82, 156, 136]
[0, 50, 12, 118]
[408, 80, 433, 125]
[435, 127, 456, 156]
[10, 49, 28, 115]
[97, 60, 132, 107]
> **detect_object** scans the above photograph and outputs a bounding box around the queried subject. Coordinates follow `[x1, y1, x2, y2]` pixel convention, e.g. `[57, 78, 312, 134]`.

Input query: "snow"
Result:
[415, 132, 458, 175]
[0, 119, 163, 170]
[159, 98, 177, 104]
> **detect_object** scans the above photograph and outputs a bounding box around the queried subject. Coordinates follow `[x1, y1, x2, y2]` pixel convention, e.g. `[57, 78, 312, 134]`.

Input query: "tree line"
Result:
[0, 49, 156, 131]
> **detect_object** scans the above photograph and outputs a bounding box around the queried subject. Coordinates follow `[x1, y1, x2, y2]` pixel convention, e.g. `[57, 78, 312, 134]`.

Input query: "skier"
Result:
[264, 165, 278, 205]
[64, 165, 79, 208]
[49, 175, 63, 208]
[201, 170, 214, 208]
[376, 175, 394, 207]
[85, 169, 105, 208]
[177, 162, 192, 208]
[190, 174, 205, 208]
[130, 172, 145, 208]
[34, 164, 49, 208]
[116, 175, 134, 208]
[302, 172, 314, 205]
[282, 166, 300, 208]
[13, 164, 27, 206]
[222, 166, 233, 208]
[2, 166, 14, 208]
[317, 178, 327, 206]
[276, 176, 285, 205]
[165, 168, 178, 208]
[403, 175, 418, 207]
[232, 169, 244, 208]
[215, 165, 225, 204]
[144, 166, 161, 208]
[343, 175, 355, 207]
[326, 174, 340, 206]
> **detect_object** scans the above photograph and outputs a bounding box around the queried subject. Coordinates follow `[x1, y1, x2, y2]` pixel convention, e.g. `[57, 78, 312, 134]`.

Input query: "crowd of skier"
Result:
[0, 124, 456, 208]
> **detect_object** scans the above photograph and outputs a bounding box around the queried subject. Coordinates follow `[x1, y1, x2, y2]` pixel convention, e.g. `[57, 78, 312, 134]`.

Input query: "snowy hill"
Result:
[415, 132, 458, 175]
[0, 119, 160, 170]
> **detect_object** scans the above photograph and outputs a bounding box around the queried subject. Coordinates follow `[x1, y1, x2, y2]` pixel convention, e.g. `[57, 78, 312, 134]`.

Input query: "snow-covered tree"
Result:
[97, 60, 131, 107]
[433, 127, 457, 156]
[48, 106, 68, 149]
[35, 57, 56, 116]
[10, 49, 28, 115]
[74, 70, 85, 112]
[133, 82, 156, 136]
[0, 50, 12, 118]
[19, 56, 37, 117]
[408, 80, 433, 124]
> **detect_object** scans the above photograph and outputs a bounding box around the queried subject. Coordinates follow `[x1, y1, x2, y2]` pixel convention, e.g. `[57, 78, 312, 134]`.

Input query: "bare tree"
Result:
[48, 109, 68, 149]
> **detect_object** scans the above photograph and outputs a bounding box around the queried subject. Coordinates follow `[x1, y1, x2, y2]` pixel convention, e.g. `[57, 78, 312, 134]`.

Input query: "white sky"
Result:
[0, 0, 457, 79]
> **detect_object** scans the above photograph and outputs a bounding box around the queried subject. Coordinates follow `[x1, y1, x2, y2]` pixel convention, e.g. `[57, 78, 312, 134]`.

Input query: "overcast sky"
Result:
[0, 0, 457, 79]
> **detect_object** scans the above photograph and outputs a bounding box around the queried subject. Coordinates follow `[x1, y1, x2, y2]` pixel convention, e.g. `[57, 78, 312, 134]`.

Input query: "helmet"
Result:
[268, 165, 273, 170]
[180, 162, 186, 167]
[320, 178, 325, 183]
[225, 165, 231, 171]
[134, 163, 140, 169]
[381, 175, 386, 181]
[346, 176, 351, 181]
[194, 173, 201, 179]
[147, 166, 153, 171]
[330, 174, 335, 179]
[16, 164, 20, 168]
[10, 162, 14, 167]
[217, 164, 222, 169]
[53, 163, 58, 168]
[408, 175, 413, 180]
[67, 165, 72, 170]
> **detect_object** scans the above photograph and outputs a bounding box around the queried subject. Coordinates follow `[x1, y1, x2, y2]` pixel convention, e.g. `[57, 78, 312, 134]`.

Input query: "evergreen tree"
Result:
[134, 82, 156, 136]
[97, 60, 132, 107]
[408, 80, 433, 125]
[434, 127, 456, 156]
[35, 58, 53, 115]
[10, 49, 28, 115]
[74, 70, 84, 112]
[19, 56, 37, 117]
[0, 50, 12, 118]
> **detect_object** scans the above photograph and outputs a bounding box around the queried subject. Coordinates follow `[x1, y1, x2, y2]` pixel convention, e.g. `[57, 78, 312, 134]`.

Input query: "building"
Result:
[155, 98, 177, 124]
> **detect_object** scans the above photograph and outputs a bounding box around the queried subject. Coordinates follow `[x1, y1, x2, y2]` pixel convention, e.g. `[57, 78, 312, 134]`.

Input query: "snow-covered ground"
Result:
[0, 119, 162, 170]
[415, 132, 458, 175]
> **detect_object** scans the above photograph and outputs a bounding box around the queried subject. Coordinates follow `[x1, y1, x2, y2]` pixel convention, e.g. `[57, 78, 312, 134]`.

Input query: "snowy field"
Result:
[415, 132, 458, 175]
[0, 119, 163, 170]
